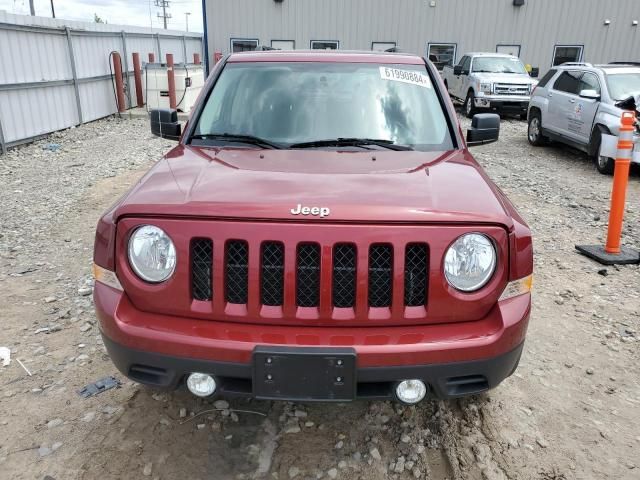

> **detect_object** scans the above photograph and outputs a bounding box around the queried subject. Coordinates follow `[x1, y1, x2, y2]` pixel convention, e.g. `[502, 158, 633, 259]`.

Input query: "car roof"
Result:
[227, 50, 425, 65]
[553, 63, 640, 75]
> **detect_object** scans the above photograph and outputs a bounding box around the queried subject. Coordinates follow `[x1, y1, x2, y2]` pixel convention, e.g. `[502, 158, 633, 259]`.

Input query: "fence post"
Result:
[182, 35, 188, 64]
[121, 31, 132, 109]
[111, 52, 126, 113]
[166, 53, 177, 109]
[132, 53, 144, 108]
[0, 114, 6, 155]
[65, 27, 83, 124]
[156, 33, 162, 62]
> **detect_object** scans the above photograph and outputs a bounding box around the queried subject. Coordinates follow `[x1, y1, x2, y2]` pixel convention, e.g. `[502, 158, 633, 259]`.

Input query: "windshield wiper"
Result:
[289, 138, 413, 151]
[190, 133, 282, 149]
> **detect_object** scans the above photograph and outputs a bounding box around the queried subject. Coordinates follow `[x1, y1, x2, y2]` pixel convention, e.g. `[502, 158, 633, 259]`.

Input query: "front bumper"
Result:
[475, 94, 530, 111]
[96, 282, 531, 400]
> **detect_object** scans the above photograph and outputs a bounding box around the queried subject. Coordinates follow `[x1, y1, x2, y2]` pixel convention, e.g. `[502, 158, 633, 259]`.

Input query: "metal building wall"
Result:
[0, 11, 203, 153]
[204, 0, 639, 69]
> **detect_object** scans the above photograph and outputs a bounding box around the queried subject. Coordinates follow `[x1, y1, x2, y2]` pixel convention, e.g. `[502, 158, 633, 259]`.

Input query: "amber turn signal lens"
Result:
[93, 263, 123, 291]
[498, 274, 533, 302]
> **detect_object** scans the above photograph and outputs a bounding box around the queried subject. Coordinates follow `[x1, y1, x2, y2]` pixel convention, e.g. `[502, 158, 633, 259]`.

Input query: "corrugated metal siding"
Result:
[205, 0, 640, 68]
[0, 11, 203, 151]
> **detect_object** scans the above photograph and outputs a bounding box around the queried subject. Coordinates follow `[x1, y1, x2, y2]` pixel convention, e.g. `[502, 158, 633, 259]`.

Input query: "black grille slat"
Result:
[296, 244, 321, 307]
[404, 244, 428, 307]
[332, 244, 357, 308]
[225, 241, 248, 304]
[261, 242, 284, 306]
[368, 244, 393, 308]
[191, 239, 213, 301]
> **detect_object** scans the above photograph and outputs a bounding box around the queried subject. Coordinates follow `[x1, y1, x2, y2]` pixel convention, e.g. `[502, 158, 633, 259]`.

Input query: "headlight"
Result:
[128, 225, 177, 283]
[444, 233, 496, 292]
[480, 83, 492, 94]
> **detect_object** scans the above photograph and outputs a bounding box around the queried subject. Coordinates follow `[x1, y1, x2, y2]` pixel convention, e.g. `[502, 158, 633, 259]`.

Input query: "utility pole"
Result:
[50, 0, 56, 18]
[185, 12, 191, 32]
[155, 0, 171, 30]
[29, 0, 35, 16]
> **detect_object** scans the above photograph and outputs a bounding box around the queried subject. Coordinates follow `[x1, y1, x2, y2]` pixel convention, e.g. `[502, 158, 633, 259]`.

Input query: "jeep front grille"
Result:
[296, 243, 321, 307]
[332, 243, 357, 308]
[191, 240, 428, 312]
[261, 242, 284, 306]
[191, 239, 213, 301]
[404, 244, 428, 306]
[368, 244, 393, 307]
[225, 240, 249, 304]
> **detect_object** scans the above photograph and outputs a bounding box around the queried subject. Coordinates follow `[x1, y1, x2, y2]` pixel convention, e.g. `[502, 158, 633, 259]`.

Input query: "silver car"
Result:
[527, 63, 640, 174]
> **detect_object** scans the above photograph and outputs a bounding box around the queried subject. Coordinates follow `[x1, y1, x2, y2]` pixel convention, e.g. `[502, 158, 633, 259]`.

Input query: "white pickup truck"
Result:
[442, 52, 538, 119]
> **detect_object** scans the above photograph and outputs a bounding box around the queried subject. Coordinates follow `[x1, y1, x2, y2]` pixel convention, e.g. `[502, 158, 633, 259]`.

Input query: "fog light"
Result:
[395, 379, 427, 404]
[186, 373, 216, 397]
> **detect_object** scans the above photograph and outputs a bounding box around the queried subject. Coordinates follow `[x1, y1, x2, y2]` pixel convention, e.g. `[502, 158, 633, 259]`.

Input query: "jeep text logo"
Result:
[290, 204, 330, 218]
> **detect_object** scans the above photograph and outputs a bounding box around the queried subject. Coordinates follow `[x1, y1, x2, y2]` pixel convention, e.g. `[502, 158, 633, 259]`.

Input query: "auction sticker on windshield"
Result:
[379, 67, 432, 88]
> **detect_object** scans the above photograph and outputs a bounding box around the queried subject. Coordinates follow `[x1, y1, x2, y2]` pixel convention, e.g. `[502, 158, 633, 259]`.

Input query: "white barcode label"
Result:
[379, 67, 432, 88]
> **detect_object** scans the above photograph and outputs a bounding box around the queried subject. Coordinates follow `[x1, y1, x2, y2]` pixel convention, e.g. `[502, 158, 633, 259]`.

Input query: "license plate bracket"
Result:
[252, 346, 357, 401]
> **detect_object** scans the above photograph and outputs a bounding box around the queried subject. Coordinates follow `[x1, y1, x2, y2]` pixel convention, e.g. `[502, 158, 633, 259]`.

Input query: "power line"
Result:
[154, 0, 171, 30]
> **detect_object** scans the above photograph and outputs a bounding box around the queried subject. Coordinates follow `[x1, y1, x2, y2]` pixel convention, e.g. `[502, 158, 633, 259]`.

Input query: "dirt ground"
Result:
[0, 115, 638, 480]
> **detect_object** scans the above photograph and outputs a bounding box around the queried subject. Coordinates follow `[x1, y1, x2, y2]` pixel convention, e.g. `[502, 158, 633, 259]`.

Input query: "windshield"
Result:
[193, 62, 453, 151]
[472, 57, 527, 74]
[606, 72, 640, 101]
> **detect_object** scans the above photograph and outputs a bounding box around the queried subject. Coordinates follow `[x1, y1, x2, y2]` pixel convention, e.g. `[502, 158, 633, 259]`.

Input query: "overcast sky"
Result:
[0, 0, 204, 32]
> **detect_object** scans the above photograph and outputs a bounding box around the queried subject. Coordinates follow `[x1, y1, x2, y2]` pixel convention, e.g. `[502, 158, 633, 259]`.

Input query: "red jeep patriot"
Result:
[93, 50, 533, 404]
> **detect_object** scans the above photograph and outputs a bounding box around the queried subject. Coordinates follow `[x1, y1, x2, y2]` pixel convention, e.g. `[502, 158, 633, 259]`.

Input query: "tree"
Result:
[94, 13, 105, 23]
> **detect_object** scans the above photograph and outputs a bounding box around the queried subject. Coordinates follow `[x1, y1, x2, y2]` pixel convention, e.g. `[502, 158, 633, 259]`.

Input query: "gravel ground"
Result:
[0, 114, 639, 480]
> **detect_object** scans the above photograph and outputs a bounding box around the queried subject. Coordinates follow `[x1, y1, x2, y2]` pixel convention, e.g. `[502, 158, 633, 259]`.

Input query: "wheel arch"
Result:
[589, 123, 611, 157]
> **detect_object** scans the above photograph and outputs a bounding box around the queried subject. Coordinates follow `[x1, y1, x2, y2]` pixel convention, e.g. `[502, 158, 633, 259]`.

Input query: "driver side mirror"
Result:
[150, 108, 181, 141]
[466, 113, 500, 146]
[453, 65, 463, 76]
[579, 89, 600, 100]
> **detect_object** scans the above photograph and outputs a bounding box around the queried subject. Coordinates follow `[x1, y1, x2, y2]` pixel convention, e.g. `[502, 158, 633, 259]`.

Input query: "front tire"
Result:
[527, 111, 546, 146]
[464, 91, 477, 118]
[592, 128, 615, 175]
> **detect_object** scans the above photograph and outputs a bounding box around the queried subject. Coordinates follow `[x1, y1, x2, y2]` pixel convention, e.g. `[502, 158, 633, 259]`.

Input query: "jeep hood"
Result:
[113, 146, 513, 226]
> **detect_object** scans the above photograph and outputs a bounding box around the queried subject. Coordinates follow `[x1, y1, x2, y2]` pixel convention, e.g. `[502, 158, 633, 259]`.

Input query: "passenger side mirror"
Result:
[530, 67, 539, 78]
[579, 89, 600, 100]
[466, 113, 500, 146]
[453, 65, 463, 76]
[150, 108, 181, 141]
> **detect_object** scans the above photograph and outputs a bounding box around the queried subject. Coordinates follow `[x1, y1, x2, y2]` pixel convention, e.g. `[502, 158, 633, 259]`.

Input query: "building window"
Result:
[427, 43, 456, 71]
[552, 45, 583, 66]
[311, 40, 339, 50]
[496, 44, 521, 57]
[231, 38, 259, 53]
[271, 40, 295, 50]
[372, 42, 396, 52]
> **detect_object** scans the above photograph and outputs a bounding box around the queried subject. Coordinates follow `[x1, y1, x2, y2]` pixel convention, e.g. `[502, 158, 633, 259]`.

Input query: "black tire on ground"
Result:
[592, 127, 615, 175]
[464, 91, 476, 118]
[527, 111, 547, 146]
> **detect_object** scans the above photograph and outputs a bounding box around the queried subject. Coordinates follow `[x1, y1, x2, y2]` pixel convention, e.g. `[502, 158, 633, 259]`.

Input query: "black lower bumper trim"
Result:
[488, 100, 528, 112]
[102, 334, 524, 401]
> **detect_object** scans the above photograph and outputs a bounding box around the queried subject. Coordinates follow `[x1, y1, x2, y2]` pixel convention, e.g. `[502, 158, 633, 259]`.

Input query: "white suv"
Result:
[527, 63, 640, 174]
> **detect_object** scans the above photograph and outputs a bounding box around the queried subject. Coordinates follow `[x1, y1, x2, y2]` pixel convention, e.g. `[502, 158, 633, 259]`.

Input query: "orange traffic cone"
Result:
[576, 111, 640, 265]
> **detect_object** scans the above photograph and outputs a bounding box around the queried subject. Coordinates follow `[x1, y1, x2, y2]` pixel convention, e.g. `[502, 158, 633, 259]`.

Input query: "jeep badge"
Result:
[290, 204, 330, 218]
